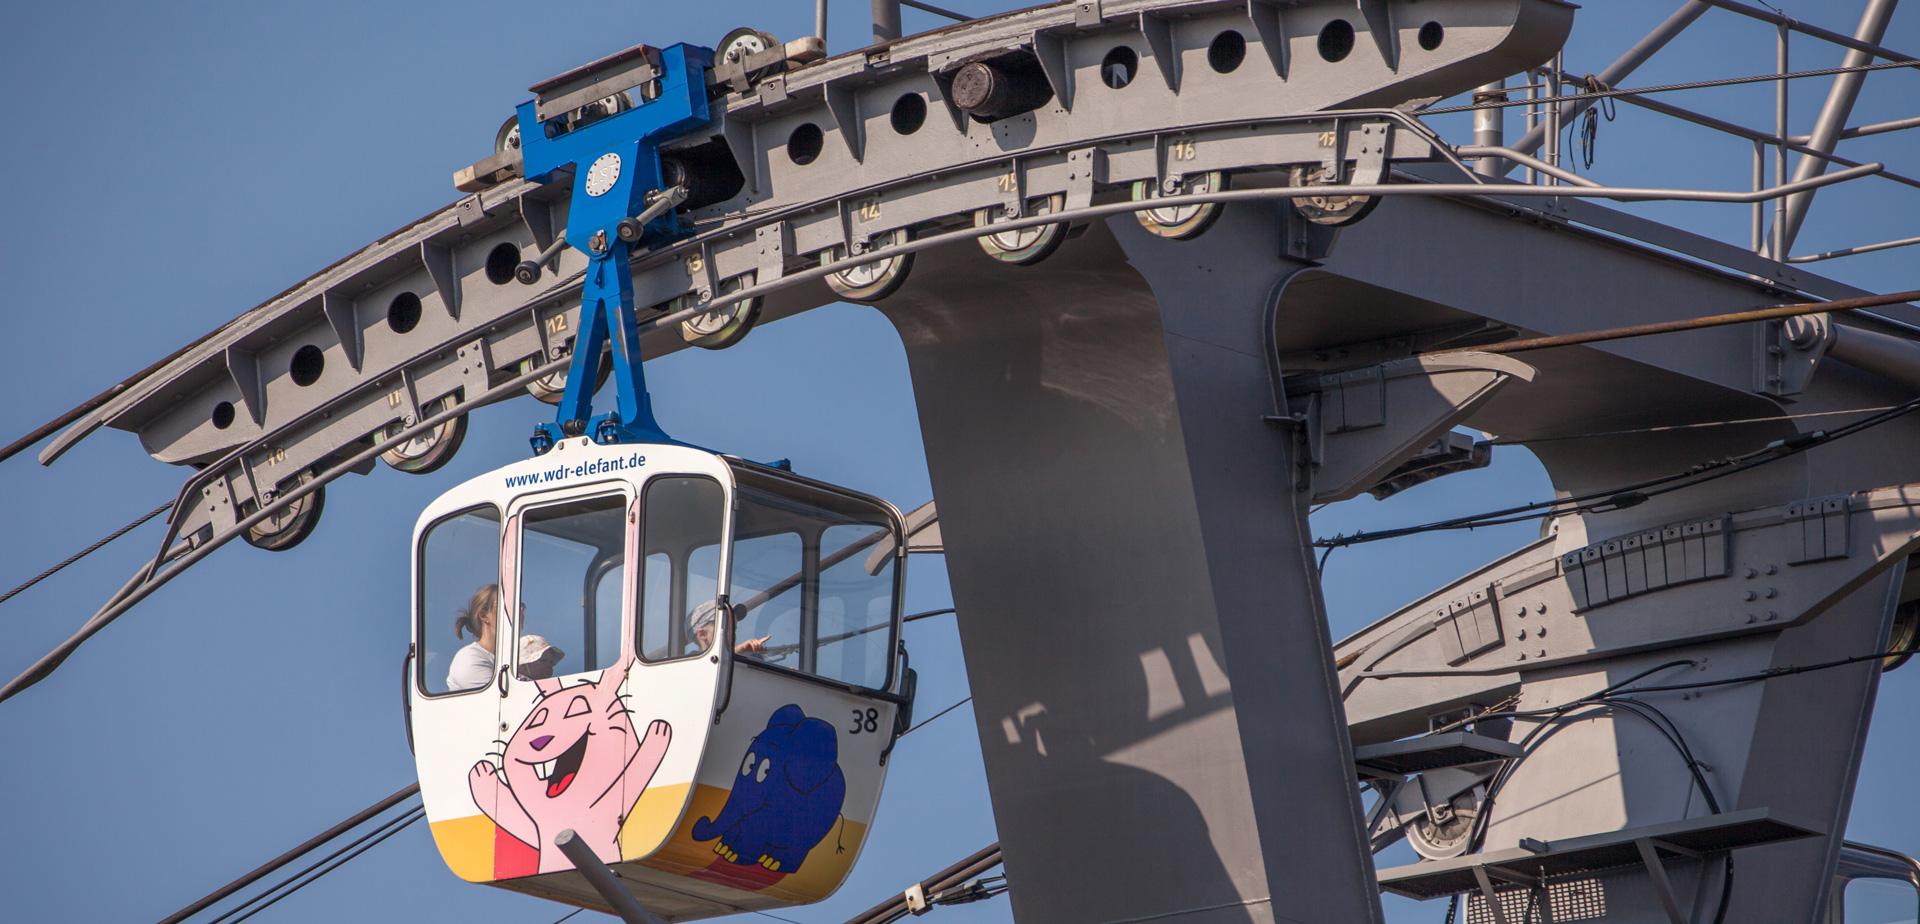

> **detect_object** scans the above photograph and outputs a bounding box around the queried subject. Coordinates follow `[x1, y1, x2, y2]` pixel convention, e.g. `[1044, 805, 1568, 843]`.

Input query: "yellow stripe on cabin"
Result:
[617, 782, 693, 859]
[428, 815, 496, 882]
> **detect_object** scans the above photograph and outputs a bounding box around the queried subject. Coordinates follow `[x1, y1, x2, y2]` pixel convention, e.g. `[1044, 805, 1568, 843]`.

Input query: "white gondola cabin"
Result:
[408, 438, 914, 919]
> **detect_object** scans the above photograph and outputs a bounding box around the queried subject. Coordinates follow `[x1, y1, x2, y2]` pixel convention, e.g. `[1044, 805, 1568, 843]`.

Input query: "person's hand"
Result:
[735, 635, 772, 655]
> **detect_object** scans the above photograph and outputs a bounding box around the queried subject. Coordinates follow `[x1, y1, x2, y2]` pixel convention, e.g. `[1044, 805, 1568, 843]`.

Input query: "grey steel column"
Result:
[872, 0, 902, 43]
[879, 208, 1382, 923]
[1474, 80, 1508, 178]
[1720, 570, 1902, 922]
[1773, 0, 1899, 256]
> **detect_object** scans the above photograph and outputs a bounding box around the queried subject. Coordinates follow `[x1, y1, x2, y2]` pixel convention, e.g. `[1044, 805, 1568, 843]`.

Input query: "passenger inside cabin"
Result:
[689, 600, 772, 658]
[516, 635, 566, 681]
[446, 584, 500, 691]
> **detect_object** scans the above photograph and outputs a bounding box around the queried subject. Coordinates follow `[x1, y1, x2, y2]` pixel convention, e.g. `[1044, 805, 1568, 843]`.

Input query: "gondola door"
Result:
[487, 468, 730, 879]
[411, 500, 511, 882]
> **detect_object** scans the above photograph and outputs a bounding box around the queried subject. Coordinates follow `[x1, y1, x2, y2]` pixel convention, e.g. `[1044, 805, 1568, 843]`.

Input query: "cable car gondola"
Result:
[405, 41, 915, 920]
[409, 439, 913, 917]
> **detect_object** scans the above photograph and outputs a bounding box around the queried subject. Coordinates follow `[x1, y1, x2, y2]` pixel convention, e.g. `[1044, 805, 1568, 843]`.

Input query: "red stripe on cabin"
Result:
[494, 827, 540, 879]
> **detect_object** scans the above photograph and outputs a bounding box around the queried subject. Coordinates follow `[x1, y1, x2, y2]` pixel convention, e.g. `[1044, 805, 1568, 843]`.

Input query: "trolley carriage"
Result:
[404, 31, 924, 918]
[408, 439, 913, 919]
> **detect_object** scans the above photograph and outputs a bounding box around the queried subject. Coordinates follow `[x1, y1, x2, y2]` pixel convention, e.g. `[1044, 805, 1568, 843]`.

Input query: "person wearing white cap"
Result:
[516, 635, 567, 680]
[688, 600, 772, 657]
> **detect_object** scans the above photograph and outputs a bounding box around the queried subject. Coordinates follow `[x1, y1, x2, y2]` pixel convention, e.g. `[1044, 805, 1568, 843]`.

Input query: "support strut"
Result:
[554, 829, 669, 924]
[514, 42, 715, 451]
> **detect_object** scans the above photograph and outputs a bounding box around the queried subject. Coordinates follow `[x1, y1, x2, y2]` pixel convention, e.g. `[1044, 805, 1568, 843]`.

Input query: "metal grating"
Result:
[1466, 877, 1608, 924]
[1354, 732, 1524, 776]
[1376, 809, 1819, 900]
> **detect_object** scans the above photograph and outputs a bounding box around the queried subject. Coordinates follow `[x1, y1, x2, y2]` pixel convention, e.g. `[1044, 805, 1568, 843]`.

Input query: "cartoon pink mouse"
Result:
[469, 658, 672, 873]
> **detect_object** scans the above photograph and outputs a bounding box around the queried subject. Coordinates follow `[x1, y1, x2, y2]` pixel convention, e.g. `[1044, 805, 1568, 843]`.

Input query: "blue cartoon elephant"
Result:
[692, 704, 846, 873]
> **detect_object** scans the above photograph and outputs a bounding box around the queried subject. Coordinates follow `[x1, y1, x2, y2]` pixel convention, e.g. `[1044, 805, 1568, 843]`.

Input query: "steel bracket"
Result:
[1757, 312, 1833, 398]
[1280, 201, 1342, 262]
[904, 882, 932, 914]
[1246, 0, 1289, 78]
[1285, 352, 1534, 503]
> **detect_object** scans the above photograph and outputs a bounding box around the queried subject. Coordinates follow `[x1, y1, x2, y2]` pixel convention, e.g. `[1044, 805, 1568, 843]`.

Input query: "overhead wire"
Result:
[1608, 645, 1919, 696]
[904, 696, 972, 736]
[1485, 403, 1905, 446]
[1421, 638, 1920, 923]
[219, 807, 426, 924]
[1317, 394, 1920, 550]
[157, 783, 421, 924]
[206, 804, 425, 921]
[1423, 57, 1920, 116]
[0, 500, 172, 608]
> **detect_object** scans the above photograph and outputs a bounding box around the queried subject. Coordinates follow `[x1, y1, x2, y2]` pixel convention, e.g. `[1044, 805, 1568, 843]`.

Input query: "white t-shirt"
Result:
[446, 641, 496, 691]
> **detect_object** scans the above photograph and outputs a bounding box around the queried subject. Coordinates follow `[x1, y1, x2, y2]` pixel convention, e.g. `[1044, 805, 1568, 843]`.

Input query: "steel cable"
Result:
[903, 696, 972, 736]
[1409, 641, 1916, 923]
[1317, 393, 1920, 550]
[219, 807, 426, 923]
[157, 784, 421, 924]
[1424, 57, 1920, 116]
[0, 500, 171, 608]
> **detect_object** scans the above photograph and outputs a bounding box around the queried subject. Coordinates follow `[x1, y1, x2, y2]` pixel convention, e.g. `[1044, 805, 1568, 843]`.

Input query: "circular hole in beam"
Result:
[1100, 46, 1138, 89]
[1418, 21, 1444, 51]
[1208, 30, 1246, 73]
[290, 345, 325, 387]
[1318, 19, 1355, 62]
[212, 401, 236, 430]
[387, 292, 422, 334]
[787, 123, 824, 165]
[484, 242, 521, 285]
[890, 93, 927, 135]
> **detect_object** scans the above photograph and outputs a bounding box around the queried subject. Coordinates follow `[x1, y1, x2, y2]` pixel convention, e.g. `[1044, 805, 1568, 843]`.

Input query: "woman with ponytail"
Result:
[446, 584, 501, 691]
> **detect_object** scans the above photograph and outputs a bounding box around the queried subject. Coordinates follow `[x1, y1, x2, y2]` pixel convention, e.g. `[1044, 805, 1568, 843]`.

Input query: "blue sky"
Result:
[0, 2, 1914, 922]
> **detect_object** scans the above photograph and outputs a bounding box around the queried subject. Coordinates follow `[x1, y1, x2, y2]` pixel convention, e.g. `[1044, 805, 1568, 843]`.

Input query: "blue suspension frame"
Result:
[517, 42, 714, 453]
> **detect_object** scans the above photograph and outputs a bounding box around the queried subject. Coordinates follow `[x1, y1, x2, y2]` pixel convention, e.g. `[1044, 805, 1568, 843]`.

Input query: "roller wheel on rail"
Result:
[380, 396, 468, 475]
[244, 476, 326, 552]
[494, 115, 521, 157]
[1129, 171, 1227, 240]
[718, 27, 783, 86]
[522, 349, 612, 405]
[1405, 792, 1479, 860]
[1886, 600, 1919, 671]
[677, 277, 764, 350]
[1288, 163, 1380, 227]
[825, 228, 914, 303]
[975, 194, 1069, 266]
